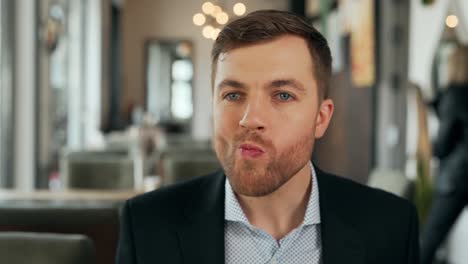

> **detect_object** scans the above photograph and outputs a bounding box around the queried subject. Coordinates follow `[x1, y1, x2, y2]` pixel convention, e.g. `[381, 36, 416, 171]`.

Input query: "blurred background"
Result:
[0, 0, 467, 263]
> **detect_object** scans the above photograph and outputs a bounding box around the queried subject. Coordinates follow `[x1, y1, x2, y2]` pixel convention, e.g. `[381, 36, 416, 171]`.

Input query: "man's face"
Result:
[212, 35, 333, 197]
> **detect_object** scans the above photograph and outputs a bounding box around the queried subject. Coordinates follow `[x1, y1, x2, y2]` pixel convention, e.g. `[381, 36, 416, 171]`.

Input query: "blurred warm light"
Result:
[212, 28, 221, 40]
[446, 15, 458, 28]
[212, 5, 222, 17]
[197, 2, 246, 39]
[202, 25, 215, 39]
[193, 13, 206, 26]
[216, 12, 229, 25]
[176, 42, 192, 58]
[233, 3, 246, 16]
[202, 2, 214, 15]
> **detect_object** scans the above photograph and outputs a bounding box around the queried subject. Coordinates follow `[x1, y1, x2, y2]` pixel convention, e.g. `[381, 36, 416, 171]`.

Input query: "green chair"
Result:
[0, 232, 95, 264]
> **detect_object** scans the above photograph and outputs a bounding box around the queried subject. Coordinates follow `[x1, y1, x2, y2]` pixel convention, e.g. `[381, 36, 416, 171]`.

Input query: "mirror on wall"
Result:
[145, 39, 194, 132]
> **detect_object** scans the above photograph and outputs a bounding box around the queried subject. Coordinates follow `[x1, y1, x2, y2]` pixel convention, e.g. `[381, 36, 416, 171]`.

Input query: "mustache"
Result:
[233, 132, 273, 149]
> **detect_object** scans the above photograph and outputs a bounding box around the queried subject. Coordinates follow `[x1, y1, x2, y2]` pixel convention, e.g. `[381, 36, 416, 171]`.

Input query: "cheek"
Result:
[272, 104, 316, 129]
[213, 106, 240, 134]
[275, 126, 315, 159]
[277, 126, 308, 145]
[213, 109, 239, 157]
[212, 105, 224, 131]
[272, 112, 315, 147]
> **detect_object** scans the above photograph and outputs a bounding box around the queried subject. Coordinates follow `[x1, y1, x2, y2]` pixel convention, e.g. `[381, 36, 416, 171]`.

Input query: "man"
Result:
[421, 46, 468, 264]
[117, 10, 419, 264]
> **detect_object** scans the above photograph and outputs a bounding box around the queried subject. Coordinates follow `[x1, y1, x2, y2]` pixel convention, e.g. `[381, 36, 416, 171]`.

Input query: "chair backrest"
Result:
[61, 150, 138, 190]
[0, 201, 120, 264]
[0, 232, 95, 264]
[162, 153, 220, 185]
[157, 138, 220, 185]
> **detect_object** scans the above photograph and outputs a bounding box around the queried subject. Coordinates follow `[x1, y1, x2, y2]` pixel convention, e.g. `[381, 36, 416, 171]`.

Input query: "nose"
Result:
[239, 99, 267, 132]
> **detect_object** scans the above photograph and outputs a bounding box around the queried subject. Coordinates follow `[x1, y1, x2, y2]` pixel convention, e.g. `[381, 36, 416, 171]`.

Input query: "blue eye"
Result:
[277, 92, 293, 101]
[225, 93, 241, 101]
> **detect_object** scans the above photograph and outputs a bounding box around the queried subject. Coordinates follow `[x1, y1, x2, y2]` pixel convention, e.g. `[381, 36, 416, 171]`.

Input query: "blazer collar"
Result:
[176, 170, 225, 264]
[315, 166, 366, 264]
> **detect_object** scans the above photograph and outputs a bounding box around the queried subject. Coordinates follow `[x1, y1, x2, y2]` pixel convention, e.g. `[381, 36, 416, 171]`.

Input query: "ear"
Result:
[314, 98, 334, 139]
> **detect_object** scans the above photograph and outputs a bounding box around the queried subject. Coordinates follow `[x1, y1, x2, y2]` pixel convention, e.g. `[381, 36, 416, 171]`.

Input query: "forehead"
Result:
[214, 35, 315, 87]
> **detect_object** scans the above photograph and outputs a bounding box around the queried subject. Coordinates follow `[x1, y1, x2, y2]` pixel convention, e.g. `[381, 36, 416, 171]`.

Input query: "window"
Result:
[0, 0, 3, 186]
[36, 0, 103, 187]
[0, 0, 14, 187]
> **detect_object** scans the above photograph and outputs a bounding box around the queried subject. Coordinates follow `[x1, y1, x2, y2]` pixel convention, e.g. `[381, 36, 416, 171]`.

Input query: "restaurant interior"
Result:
[0, 0, 468, 263]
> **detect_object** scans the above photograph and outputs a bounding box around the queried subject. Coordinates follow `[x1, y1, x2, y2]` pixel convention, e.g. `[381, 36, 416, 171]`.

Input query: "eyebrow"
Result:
[216, 78, 306, 93]
[270, 79, 306, 93]
[216, 79, 248, 91]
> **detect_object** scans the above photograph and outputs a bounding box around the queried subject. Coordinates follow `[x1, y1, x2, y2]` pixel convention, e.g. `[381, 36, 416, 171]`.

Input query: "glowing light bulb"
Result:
[446, 15, 458, 28]
[193, 13, 206, 26]
[216, 12, 229, 25]
[212, 28, 221, 40]
[233, 3, 246, 16]
[202, 2, 214, 15]
[202, 25, 214, 39]
[212, 5, 222, 17]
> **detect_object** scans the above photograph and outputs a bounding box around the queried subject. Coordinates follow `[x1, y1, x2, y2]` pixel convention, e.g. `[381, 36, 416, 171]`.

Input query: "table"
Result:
[0, 189, 143, 202]
[0, 188, 145, 264]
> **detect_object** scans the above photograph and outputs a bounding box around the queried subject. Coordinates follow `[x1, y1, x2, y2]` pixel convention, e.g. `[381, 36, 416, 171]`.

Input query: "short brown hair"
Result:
[211, 9, 332, 99]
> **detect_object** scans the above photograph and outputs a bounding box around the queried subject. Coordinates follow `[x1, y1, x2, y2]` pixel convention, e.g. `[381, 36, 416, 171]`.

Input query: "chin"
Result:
[228, 162, 289, 197]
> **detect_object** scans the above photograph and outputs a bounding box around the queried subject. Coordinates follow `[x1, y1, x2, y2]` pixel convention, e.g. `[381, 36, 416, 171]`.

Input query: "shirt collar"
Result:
[224, 162, 321, 226]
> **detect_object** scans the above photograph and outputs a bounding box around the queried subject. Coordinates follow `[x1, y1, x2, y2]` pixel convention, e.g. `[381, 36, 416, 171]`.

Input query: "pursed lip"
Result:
[239, 143, 265, 153]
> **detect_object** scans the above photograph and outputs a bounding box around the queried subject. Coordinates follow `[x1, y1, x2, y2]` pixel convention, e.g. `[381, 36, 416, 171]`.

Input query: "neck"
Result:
[236, 163, 312, 240]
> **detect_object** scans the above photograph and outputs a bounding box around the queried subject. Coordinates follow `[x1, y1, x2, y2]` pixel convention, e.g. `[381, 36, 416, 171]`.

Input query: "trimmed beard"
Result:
[214, 131, 314, 197]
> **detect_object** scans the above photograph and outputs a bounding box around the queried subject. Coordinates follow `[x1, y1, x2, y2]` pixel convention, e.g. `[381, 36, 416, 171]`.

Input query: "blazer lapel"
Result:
[316, 168, 366, 264]
[176, 171, 225, 264]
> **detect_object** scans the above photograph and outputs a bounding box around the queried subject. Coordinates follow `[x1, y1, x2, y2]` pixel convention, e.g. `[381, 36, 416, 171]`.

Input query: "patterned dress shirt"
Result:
[224, 162, 322, 264]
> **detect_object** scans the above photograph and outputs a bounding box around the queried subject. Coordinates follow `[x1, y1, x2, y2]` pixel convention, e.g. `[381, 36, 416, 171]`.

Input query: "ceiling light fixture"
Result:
[193, 1, 247, 40]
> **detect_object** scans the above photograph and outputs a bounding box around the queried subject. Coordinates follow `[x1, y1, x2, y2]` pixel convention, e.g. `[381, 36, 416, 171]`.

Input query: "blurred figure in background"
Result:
[421, 45, 468, 264]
